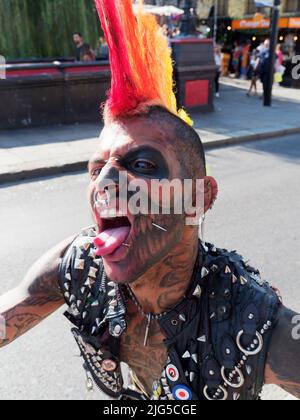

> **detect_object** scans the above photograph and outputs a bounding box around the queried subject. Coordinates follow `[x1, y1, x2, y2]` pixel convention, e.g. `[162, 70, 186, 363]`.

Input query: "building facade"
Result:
[196, 0, 300, 19]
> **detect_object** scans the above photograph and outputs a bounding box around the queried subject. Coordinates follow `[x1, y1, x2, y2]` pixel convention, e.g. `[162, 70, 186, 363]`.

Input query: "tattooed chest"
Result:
[120, 312, 168, 394]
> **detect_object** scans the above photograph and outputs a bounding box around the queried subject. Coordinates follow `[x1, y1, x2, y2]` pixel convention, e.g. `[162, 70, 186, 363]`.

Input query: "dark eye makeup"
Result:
[121, 146, 169, 179]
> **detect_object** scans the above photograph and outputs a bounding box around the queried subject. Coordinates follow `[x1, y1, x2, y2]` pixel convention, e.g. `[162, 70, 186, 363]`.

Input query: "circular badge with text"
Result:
[166, 364, 180, 382]
[172, 385, 193, 401]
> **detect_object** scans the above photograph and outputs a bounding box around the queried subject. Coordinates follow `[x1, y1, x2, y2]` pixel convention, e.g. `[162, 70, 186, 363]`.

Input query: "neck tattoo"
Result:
[126, 285, 168, 347]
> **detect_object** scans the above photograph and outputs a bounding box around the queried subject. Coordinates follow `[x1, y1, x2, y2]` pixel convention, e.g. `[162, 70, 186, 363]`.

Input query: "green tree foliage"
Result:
[0, 0, 102, 59]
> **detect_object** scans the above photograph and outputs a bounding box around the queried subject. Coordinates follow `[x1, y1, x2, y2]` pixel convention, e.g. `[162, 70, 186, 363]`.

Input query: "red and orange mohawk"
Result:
[95, 0, 192, 126]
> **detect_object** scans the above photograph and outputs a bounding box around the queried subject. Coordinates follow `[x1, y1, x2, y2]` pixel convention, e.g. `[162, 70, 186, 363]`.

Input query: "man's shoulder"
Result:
[201, 242, 281, 323]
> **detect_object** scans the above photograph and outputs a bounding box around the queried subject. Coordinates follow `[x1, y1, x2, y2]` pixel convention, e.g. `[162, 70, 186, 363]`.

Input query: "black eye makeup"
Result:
[121, 146, 169, 179]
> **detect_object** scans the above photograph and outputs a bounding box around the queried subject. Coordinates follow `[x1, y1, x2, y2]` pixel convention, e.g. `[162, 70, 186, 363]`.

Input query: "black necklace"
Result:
[126, 285, 168, 347]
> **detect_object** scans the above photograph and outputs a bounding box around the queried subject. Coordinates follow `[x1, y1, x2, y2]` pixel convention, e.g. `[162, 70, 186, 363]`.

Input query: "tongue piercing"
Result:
[152, 223, 167, 232]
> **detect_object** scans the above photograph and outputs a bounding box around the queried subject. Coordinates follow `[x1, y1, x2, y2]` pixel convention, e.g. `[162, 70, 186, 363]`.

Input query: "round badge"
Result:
[166, 364, 180, 382]
[102, 359, 117, 372]
[173, 385, 192, 401]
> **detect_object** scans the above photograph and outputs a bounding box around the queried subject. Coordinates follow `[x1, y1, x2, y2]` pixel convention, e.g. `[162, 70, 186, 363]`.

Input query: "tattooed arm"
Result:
[0, 237, 73, 348]
[265, 307, 300, 399]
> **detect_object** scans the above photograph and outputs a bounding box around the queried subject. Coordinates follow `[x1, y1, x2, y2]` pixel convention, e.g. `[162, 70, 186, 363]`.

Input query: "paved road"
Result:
[0, 134, 299, 400]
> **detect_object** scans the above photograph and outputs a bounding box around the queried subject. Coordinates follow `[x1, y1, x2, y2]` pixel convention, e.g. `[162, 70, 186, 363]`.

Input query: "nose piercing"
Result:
[152, 223, 167, 232]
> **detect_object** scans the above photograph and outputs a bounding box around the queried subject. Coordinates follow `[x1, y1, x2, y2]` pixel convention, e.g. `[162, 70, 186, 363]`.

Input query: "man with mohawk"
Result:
[0, 0, 299, 401]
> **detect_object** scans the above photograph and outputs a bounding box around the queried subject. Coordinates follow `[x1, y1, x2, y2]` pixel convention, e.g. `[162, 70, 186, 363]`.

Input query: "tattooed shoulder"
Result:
[265, 307, 300, 399]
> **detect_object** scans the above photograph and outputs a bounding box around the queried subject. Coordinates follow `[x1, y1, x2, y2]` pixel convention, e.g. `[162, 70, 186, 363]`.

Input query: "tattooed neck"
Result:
[130, 228, 199, 315]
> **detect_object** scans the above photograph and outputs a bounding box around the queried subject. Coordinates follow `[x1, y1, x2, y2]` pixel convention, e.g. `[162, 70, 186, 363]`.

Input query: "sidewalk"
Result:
[0, 77, 300, 183]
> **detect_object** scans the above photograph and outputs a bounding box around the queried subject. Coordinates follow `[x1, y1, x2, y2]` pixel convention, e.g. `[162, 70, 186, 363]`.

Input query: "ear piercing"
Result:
[152, 223, 168, 232]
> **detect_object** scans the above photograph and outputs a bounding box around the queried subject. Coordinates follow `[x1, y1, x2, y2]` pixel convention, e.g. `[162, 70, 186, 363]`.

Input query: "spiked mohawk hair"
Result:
[95, 0, 192, 126]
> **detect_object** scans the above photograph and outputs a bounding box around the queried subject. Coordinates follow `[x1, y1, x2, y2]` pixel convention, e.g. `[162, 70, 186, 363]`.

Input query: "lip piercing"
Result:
[152, 223, 167, 232]
[122, 243, 131, 248]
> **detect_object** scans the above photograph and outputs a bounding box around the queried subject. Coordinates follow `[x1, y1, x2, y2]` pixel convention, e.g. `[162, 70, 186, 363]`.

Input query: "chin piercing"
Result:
[152, 223, 167, 232]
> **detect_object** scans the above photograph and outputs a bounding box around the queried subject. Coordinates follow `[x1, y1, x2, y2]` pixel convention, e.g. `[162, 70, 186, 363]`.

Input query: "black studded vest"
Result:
[59, 227, 281, 401]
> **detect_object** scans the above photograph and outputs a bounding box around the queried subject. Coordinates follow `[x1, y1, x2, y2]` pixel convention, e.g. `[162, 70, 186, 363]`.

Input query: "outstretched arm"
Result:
[265, 306, 300, 399]
[0, 237, 73, 348]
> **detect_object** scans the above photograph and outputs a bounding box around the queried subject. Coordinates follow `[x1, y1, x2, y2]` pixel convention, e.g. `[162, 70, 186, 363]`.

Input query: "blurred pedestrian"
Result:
[214, 45, 222, 98]
[247, 49, 260, 97]
[96, 36, 109, 60]
[232, 42, 242, 78]
[259, 39, 271, 102]
[73, 32, 95, 62]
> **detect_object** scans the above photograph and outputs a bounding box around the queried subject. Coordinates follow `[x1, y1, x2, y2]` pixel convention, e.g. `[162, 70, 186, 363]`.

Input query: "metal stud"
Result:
[70, 295, 76, 303]
[182, 351, 191, 359]
[201, 267, 209, 278]
[77, 300, 82, 307]
[82, 312, 87, 319]
[191, 353, 198, 363]
[211, 264, 218, 272]
[240, 276, 248, 285]
[193, 285, 202, 299]
[64, 292, 70, 299]
[80, 287, 86, 295]
[65, 272, 71, 281]
[232, 275, 238, 284]
[233, 393, 240, 401]
[225, 266, 231, 274]
[89, 267, 97, 278]
[226, 348, 231, 355]
[179, 314, 186, 322]
[246, 365, 252, 376]
[190, 372, 196, 382]
[107, 282, 115, 287]
[198, 335, 206, 343]
[209, 370, 215, 376]
[74, 259, 85, 270]
[91, 300, 99, 307]
[108, 289, 116, 297]
[248, 313, 254, 320]
[64, 282, 70, 291]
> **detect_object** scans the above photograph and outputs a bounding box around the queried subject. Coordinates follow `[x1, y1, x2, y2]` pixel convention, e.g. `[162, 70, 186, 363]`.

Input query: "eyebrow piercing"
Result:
[152, 223, 168, 232]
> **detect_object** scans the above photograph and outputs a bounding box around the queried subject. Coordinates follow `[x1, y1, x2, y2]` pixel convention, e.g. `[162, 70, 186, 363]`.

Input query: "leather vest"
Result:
[59, 227, 280, 401]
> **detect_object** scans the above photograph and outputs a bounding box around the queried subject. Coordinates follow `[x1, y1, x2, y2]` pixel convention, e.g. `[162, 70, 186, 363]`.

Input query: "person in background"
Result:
[259, 39, 271, 102]
[73, 32, 95, 62]
[247, 49, 261, 97]
[214, 45, 222, 98]
[232, 42, 242, 78]
[241, 41, 251, 79]
[96, 36, 109, 60]
[276, 44, 284, 67]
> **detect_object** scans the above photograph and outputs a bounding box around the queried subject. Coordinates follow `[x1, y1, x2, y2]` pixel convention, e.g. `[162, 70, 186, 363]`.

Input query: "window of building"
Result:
[284, 0, 300, 13]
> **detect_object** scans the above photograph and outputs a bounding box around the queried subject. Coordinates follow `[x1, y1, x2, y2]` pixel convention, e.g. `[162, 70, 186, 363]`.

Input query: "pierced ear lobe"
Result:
[204, 176, 218, 213]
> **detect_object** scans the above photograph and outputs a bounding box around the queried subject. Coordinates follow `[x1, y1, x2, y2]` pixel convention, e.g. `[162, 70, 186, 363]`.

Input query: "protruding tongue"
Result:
[94, 226, 130, 257]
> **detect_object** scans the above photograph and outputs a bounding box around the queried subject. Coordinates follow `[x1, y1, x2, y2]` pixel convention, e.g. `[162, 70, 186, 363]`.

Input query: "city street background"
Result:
[0, 133, 299, 400]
